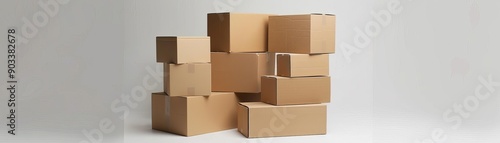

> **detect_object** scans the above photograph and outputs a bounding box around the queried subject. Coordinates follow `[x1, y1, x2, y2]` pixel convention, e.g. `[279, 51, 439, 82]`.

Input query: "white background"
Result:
[0, 0, 499, 143]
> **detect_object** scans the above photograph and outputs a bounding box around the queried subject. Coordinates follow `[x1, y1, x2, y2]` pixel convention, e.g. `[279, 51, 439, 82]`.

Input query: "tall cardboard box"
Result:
[238, 102, 327, 138]
[156, 36, 210, 63]
[207, 13, 273, 52]
[277, 54, 329, 77]
[268, 14, 335, 54]
[261, 76, 331, 105]
[164, 63, 211, 96]
[211, 52, 270, 93]
[152, 92, 239, 136]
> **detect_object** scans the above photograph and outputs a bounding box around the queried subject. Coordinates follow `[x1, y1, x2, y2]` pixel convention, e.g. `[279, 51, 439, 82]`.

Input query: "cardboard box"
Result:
[238, 102, 327, 138]
[211, 52, 270, 93]
[151, 92, 239, 136]
[277, 54, 329, 77]
[207, 13, 273, 52]
[156, 36, 210, 64]
[261, 76, 331, 105]
[164, 63, 211, 96]
[268, 14, 336, 54]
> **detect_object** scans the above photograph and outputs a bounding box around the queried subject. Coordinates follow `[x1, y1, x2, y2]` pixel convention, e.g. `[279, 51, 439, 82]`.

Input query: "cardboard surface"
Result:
[277, 54, 329, 77]
[208, 13, 273, 53]
[211, 52, 271, 93]
[261, 76, 331, 105]
[151, 92, 239, 136]
[156, 36, 210, 64]
[268, 14, 335, 54]
[164, 63, 211, 96]
[236, 92, 262, 102]
[237, 102, 327, 138]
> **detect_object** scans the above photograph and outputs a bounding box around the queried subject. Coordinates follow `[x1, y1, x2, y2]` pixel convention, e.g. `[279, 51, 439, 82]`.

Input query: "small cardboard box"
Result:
[277, 54, 329, 77]
[152, 92, 239, 136]
[238, 102, 327, 138]
[211, 52, 270, 93]
[261, 76, 331, 105]
[156, 36, 210, 64]
[164, 63, 211, 96]
[268, 14, 335, 54]
[208, 13, 273, 53]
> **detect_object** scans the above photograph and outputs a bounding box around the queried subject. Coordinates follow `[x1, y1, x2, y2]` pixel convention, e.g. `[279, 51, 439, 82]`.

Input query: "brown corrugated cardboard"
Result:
[211, 52, 271, 93]
[277, 54, 329, 77]
[268, 14, 336, 54]
[207, 13, 273, 53]
[164, 63, 211, 96]
[151, 92, 239, 136]
[156, 36, 210, 64]
[236, 93, 261, 102]
[261, 76, 331, 105]
[238, 102, 327, 138]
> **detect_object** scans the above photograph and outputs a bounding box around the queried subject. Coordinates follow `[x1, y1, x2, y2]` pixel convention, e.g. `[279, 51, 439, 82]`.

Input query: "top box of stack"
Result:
[208, 13, 273, 53]
[268, 14, 335, 54]
[156, 36, 210, 64]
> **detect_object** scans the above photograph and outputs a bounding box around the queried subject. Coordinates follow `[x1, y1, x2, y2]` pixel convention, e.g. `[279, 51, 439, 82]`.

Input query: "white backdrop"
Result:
[1, 0, 498, 143]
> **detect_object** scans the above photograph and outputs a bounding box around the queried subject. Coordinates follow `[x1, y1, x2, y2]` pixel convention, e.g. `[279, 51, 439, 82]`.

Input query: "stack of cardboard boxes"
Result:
[153, 36, 240, 136]
[152, 13, 336, 138]
[237, 14, 335, 138]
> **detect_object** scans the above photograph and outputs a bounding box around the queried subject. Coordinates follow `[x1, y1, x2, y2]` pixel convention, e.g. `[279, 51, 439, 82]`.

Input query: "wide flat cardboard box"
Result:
[208, 13, 273, 53]
[151, 92, 238, 136]
[277, 54, 329, 77]
[261, 76, 331, 105]
[156, 36, 210, 64]
[238, 102, 327, 138]
[211, 52, 270, 93]
[268, 14, 335, 54]
[164, 63, 211, 96]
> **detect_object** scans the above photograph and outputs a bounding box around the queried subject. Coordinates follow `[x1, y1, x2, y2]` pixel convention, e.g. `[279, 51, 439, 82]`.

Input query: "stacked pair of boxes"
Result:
[152, 37, 240, 136]
[208, 13, 274, 99]
[237, 14, 336, 138]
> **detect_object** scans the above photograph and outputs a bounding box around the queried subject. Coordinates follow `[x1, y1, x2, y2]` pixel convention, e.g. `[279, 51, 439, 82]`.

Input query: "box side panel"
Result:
[208, 13, 230, 52]
[156, 37, 177, 63]
[237, 104, 250, 137]
[310, 15, 335, 53]
[276, 54, 292, 77]
[261, 76, 278, 105]
[211, 52, 233, 91]
[151, 93, 167, 131]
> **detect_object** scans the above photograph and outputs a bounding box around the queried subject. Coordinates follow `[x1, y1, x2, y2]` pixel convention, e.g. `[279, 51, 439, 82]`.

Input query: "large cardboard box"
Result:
[207, 13, 273, 53]
[164, 63, 211, 96]
[156, 36, 210, 64]
[261, 76, 331, 105]
[151, 92, 238, 136]
[238, 102, 327, 138]
[268, 14, 335, 54]
[277, 54, 329, 77]
[211, 52, 270, 93]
